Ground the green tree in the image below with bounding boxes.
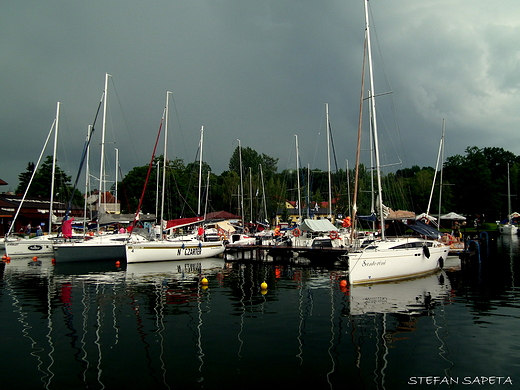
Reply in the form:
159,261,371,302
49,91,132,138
16,162,35,194
16,156,81,205
229,146,278,179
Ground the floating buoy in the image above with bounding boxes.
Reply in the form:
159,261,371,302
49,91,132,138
339,279,347,287
260,282,268,290
32,256,38,261
115,260,121,267
201,277,209,285
51,258,56,264
2,255,7,261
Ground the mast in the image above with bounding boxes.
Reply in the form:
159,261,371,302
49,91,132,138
114,147,119,212
97,72,110,231
197,126,204,216
307,164,311,218
155,161,160,220
364,0,385,239
437,123,445,224
259,164,268,225
507,162,512,223
249,167,253,226
427,119,445,222
83,125,92,232
351,19,368,241
160,91,172,236
326,103,332,220
203,170,210,218
48,101,60,233
237,139,244,227
295,134,302,222
6,116,57,237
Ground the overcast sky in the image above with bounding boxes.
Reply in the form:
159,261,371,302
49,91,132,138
2,0,520,193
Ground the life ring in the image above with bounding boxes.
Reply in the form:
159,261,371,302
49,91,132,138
293,228,301,237
329,231,339,240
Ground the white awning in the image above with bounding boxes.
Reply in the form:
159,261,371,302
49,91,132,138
440,212,466,220
298,219,337,232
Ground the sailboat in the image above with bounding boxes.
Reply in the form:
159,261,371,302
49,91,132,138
52,74,146,262
499,163,518,235
347,1,449,285
125,93,225,263
4,102,62,257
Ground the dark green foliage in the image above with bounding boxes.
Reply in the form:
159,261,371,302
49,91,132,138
15,156,82,205
16,145,520,224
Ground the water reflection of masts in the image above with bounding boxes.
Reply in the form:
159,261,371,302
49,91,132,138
154,282,170,389
44,273,55,389
80,282,91,384
4,262,56,388
94,283,106,389
296,270,305,365
373,314,389,390
432,299,454,378
326,275,337,387
196,280,207,378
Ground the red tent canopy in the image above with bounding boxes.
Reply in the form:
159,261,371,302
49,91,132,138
166,216,204,229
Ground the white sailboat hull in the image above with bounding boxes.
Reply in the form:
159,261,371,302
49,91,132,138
5,237,55,257
348,238,449,285
126,240,225,263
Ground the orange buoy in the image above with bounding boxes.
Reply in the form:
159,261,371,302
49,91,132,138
115,260,121,267
32,256,38,261
2,255,7,260
51,258,56,264
339,279,347,287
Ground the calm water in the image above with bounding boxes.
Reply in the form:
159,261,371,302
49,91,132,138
1,236,520,390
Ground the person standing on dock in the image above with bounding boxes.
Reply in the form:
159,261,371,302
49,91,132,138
452,221,461,242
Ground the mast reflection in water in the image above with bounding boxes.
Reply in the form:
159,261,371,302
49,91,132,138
1,241,520,389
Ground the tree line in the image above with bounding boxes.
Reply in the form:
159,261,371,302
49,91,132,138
15,145,520,225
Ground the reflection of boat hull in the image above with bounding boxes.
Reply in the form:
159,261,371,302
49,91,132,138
126,257,226,280
348,238,449,284
350,271,451,315
499,224,518,235
126,241,225,263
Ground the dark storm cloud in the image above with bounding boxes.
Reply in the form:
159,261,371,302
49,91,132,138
2,0,520,191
